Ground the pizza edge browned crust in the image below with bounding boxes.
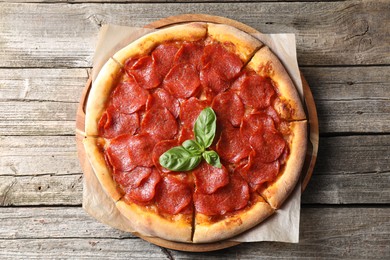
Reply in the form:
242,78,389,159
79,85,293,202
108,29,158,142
192,196,274,243
247,46,306,121
85,59,122,136
206,22,264,62
83,137,123,202
116,199,193,243
112,22,208,66
259,120,308,209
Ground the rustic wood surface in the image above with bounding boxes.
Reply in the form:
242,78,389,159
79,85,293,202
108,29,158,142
0,0,389,258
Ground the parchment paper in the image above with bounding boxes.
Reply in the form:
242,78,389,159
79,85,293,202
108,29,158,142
83,24,303,243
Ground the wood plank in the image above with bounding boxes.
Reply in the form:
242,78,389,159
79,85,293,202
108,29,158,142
301,66,390,133
0,135,389,205
0,207,132,239
0,1,389,67
0,120,76,136
0,174,83,206
0,68,87,102
1,0,340,3
0,101,76,121
0,238,167,259
0,136,81,176
301,66,390,101
316,99,390,134
0,207,388,258
302,135,390,204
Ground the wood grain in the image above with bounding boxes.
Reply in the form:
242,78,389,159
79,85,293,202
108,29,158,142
0,207,388,258
0,1,389,67
0,135,80,176
0,68,87,102
1,0,340,3
0,207,132,239
1,135,388,205
302,135,390,204
0,175,83,206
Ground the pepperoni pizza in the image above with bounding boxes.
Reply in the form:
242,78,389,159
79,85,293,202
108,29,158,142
83,22,307,243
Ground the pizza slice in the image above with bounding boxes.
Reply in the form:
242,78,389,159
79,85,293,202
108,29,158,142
115,173,194,242
258,121,307,209
85,58,123,136
246,46,307,121
193,185,274,243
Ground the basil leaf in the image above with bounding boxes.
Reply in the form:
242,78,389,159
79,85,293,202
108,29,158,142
194,107,217,148
182,139,204,155
159,146,202,171
202,150,222,168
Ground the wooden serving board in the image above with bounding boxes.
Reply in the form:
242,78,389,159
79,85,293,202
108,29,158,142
75,14,319,252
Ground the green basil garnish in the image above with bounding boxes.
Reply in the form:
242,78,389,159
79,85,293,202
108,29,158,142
194,107,217,149
202,150,222,168
182,139,204,155
159,107,222,171
159,146,202,171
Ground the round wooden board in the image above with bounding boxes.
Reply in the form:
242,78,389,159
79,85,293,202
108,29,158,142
75,14,319,252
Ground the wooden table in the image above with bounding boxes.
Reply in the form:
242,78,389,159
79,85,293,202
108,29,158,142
0,0,389,258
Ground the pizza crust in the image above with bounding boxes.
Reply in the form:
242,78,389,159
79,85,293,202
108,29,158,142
247,46,306,120
113,22,208,66
85,58,122,136
193,196,274,243
116,199,193,243
83,137,123,201
259,121,307,209
207,23,263,62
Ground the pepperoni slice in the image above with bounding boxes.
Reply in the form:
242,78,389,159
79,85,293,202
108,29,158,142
212,91,245,127
194,175,249,215
200,63,231,94
202,43,243,80
141,107,178,141
124,57,138,69
152,43,180,78
112,167,152,189
105,134,135,172
193,161,229,194
263,106,282,126
164,63,201,99
105,133,156,171
111,79,148,114
155,175,193,215
179,97,209,129
216,125,251,164
152,140,180,174
236,152,280,190
174,42,204,71
125,168,161,204
240,112,276,142
98,105,139,139
177,126,194,144
125,56,161,89
235,71,275,110
145,88,180,118
249,129,286,163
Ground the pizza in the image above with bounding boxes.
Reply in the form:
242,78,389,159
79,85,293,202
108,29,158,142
83,22,307,243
